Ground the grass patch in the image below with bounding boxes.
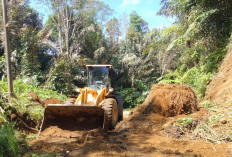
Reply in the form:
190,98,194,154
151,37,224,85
0,79,69,156
0,79,67,101
0,79,67,129
200,100,211,108
176,117,193,127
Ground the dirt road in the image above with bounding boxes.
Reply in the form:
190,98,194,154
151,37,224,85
123,110,131,118
28,72,232,157
28,107,232,157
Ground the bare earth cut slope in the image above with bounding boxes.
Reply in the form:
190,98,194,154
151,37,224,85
203,51,232,131
204,50,232,107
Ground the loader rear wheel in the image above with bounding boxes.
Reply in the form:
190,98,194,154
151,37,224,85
102,98,118,131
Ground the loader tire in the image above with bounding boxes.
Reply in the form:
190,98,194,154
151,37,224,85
102,98,118,131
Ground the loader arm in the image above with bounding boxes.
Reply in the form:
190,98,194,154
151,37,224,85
75,87,109,106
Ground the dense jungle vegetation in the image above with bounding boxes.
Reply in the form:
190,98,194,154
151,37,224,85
0,0,232,155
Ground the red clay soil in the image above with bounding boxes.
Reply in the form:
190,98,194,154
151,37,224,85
28,92,63,107
200,50,232,144
28,84,232,156
204,50,232,107
28,92,45,106
29,108,232,157
44,98,63,105
138,84,199,117
43,98,63,107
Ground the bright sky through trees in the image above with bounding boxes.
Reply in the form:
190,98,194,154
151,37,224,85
29,0,174,29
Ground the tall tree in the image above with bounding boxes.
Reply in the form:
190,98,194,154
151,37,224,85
0,0,43,77
38,0,112,93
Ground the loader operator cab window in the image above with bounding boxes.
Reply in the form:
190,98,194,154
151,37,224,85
88,67,110,90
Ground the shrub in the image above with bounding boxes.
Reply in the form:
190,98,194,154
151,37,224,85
0,79,67,129
0,123,20,157
46,57,81,95
0,79,67,101
116,88,147,109
181,67,212,98
159,66,212,98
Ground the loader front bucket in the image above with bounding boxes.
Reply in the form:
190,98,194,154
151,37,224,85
40,104,104,131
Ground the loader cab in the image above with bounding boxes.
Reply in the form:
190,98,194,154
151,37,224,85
86,65,113,90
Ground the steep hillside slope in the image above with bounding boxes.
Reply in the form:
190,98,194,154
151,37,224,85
204,50,232,107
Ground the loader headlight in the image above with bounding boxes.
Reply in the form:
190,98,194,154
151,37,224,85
76,88,81,93
109,88,114,92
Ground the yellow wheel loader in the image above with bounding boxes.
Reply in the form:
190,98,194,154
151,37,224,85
41,65,123,131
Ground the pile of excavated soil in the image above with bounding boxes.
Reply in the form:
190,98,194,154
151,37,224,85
115,84,199,135
133,84,199,117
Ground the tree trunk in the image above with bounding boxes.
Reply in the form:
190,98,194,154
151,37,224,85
58,28,63,54
65,0,70,56
131,73,135,87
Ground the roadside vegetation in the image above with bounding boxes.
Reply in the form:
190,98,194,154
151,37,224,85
0,0,232,156
0,79,67,156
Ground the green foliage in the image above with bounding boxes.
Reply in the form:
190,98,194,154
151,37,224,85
0,56,6,79
0,79,67,129
4,2,43,78
129,11,148,33
181,67,211,98
117,87,147,109
0,79,67,101
159,66,212,98
0,108,7,123
176,117,193,127
47,57,81,95
117,79,150,109
25,133,38,140
20,26,42,76
0,123,20,157
200,100,211,108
